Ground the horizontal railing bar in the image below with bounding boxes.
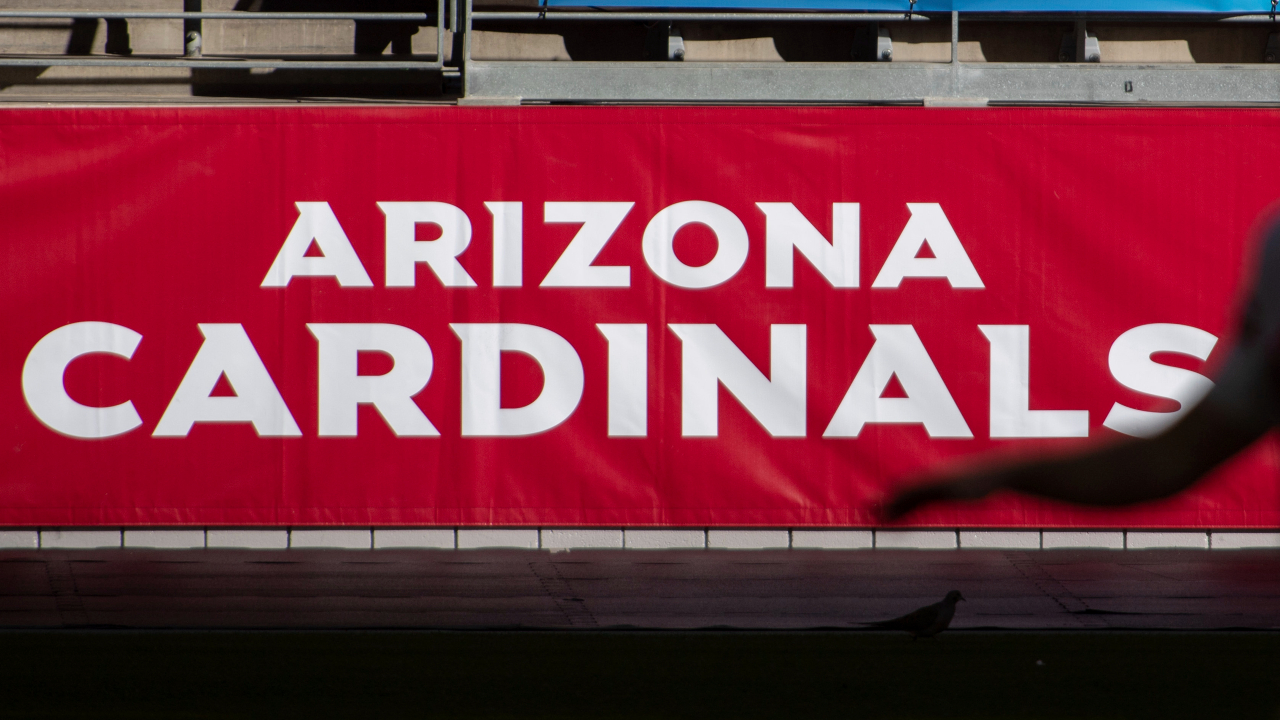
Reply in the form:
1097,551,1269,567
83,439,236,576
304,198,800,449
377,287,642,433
0,9,1269,24
473,11,926,20
474,10,1277,22
0,11,433,21
957,12,1280,21
0,57,445,70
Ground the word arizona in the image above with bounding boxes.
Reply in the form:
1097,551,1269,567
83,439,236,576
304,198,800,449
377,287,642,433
24,321,1214,442
262,201,983,289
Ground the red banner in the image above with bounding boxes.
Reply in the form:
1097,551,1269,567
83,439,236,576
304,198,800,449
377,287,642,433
3,106,1279,528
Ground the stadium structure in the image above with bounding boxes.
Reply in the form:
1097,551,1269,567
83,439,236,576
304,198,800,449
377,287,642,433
2,0,1280,672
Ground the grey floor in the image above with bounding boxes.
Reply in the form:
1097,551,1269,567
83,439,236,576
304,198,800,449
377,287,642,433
4,547,1279,630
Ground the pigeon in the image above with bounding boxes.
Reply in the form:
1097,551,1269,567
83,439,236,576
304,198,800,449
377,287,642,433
864,590,964,638
886,213,1280,520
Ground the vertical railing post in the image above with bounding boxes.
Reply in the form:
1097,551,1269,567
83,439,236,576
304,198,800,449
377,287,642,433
437,0,447,69
183,0,202,57
949,10,960,97
1075,19,1087,64
462,0,473,97
951,10,959,64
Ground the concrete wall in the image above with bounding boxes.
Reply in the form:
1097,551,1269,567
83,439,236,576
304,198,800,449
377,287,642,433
0,0,1274,100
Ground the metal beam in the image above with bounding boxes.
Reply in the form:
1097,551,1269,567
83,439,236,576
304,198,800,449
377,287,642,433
0,0,453,74
469,11,1280,22
0,11,433,21
0,58,445,69
472,11,930,21
466,61,1280,104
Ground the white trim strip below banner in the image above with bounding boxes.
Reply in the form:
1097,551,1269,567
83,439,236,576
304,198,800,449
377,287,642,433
2,528,1279,550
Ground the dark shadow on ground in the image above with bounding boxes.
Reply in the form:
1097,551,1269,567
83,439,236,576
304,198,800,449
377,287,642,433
1,630,1278,719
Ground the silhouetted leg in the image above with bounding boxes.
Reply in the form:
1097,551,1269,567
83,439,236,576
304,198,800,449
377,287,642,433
886,214,1280,520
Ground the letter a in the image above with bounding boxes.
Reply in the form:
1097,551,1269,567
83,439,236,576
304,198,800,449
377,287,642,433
824,325,971,438
872,204,983,289
154,324,301,437
262,202,373,288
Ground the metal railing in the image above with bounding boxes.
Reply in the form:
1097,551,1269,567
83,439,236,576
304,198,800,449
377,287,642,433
0,3,1278,102
469,9,1278,21
457,0,1280,104
0,5,453,73
461,3,1280,66
470,11,929,21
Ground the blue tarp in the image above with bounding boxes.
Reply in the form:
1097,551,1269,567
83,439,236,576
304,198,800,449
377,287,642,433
546,0,1272,12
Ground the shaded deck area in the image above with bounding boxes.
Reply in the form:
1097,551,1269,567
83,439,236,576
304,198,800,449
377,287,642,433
3,547,1278,630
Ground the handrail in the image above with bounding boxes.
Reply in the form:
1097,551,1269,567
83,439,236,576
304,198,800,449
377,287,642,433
471,9,1278,21
951,11,1278,20
472,11,928,19
0,5,449,72
0,11,433,21
0,57,446,69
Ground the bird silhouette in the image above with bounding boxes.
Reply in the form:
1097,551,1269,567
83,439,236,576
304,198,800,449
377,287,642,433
886,213,1280,520
864,590,964,638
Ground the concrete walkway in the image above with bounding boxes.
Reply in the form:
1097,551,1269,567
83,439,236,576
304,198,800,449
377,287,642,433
3,547,1279,630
